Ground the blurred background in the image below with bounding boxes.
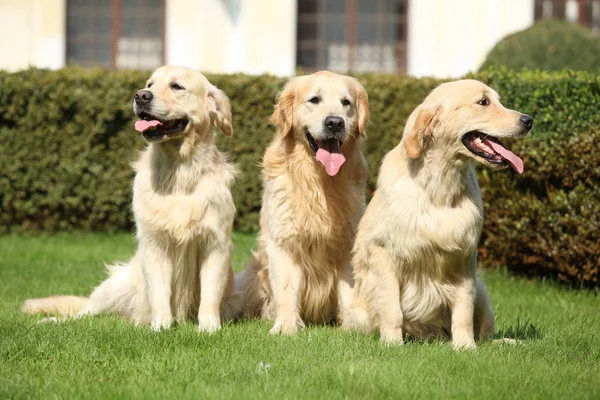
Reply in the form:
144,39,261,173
1,0,599,77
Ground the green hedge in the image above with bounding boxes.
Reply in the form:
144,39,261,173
0,66,598,287
480,20,600,72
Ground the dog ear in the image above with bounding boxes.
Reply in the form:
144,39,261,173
208,86,233,136
355,80,369,137
403,104,440,159
271,77,299,136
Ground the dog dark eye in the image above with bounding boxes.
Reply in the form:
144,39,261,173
478,98,490,106
146,82,153,88
171,83,185,91
341,99,351,106
309,96,320,104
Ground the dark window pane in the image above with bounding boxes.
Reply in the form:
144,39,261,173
298,0,318,14
581,2,593,26
67,42,85,61
93,14,111,36
297,49,317,69
122,0,140,8
554,1,566,19
356,21,378,44
395,21,406,42
357,0,377,14
325,20,346,43
95,43,111,64
324,0,346,13
147,17,162,37
386,0,407,15
298,22,318,41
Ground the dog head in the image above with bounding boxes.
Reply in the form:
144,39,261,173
271,71,369,176
133,66,232,143
402,79,533,173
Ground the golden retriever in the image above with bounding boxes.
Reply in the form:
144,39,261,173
236,71,370,334
345,79,533,349
23,66,241,333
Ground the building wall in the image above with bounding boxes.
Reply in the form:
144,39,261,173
0,0,65,71
407,0,535,77
0,0,534,78
166,0,297,76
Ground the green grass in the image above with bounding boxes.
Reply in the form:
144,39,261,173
1,233,599,399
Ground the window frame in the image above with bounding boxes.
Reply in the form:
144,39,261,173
296,0,409,74
66,0,166,70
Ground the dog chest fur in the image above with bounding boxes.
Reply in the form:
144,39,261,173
132,145,236,245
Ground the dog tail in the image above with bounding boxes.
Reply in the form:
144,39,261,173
234,252,273,319
220,267,243,321
22,295,89,317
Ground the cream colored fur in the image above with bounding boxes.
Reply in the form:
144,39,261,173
23,66,241,333
237,71,370,334
346,79,531,349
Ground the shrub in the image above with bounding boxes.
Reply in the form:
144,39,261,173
472,68,600,287
479,20,600,72
0,66,598,287
0,68,287,233
478,128,600,287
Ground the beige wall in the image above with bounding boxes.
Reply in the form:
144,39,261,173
408,0,534,77
166,0,297,76
0,0,65,71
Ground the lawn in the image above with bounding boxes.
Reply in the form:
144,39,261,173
1,233,599,399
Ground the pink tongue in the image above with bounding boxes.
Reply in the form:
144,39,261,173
135,119,162,133
483,139,524,174
315,140,346,176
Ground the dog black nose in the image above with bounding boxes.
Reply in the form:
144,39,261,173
324,116,345,131
519,114,533,130
135,89,153,105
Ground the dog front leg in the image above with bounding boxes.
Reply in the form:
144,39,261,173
450,275,477,350
267,241,305,335
197,240,233,334
140,242,173,331
337,261,356,325
370,245,404,345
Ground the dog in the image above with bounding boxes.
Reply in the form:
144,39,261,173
236,71,370,334
346,79,533,349
23,66,241,333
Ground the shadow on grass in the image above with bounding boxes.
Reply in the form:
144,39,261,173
494,317,542,340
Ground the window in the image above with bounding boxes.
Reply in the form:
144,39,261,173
66,0,165,69
579,0,600,34
297,0,408,73
534,0,600,35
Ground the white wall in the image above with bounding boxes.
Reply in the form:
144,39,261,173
407,0,534,78
166,0,297,76
0,0,65,71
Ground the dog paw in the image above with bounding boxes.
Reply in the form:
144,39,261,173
150,316,173,332
198,315,222,334
379,328,404,346
38,317,61,324
452,337,477,350
269,316,305,335
73,308,91,320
